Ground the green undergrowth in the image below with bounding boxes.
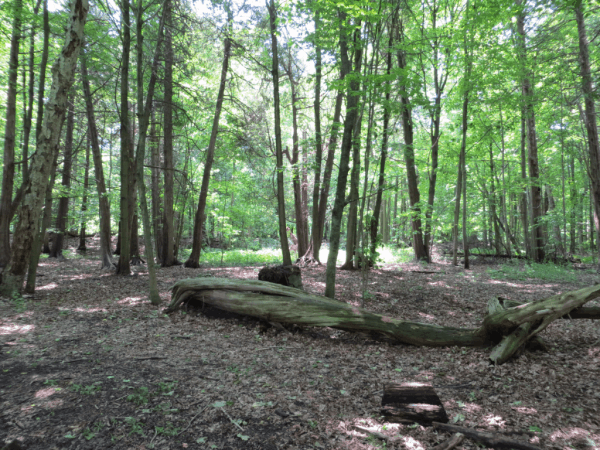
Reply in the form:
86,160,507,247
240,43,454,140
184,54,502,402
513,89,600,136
180,244,415,267
487,260,578,282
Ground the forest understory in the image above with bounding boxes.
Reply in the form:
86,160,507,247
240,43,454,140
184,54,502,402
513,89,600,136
1,237,600,450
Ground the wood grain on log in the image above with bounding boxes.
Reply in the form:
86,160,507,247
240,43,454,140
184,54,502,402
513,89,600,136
381,382,448,424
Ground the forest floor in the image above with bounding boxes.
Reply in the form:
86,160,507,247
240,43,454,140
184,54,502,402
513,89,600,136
1,238,600,450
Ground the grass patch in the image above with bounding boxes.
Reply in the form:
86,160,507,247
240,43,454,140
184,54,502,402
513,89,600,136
487,261,578,282
199,248,283,266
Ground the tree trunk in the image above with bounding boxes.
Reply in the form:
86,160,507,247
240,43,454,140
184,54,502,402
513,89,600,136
285,56,309,259
310,9,323,262
117,0,132,275
340,103,363,270
516,5,544,262
397,20,428,262
161,0,177,267
133,0,167,304
185,5,232,268
324,12,362,298
489,143,501,254
574,1,600,269
0,0,23,268
81,51,113,268
369,22,394,259
78,135,90,252
50,94,75,259
0,0,88,295
151,109,163,262
267,0,292,268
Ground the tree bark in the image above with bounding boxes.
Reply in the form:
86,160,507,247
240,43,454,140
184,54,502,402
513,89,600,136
267,0,292,268
0,0,23,268
81,51,113,268
397,20,428,262
324,12,362,298
117,0,132,275
50,94,75,259
0,0,88,295
150,109,163,262
310,9,323,262
369,21,394,259
161,0,177,267
134,0,167,304
78,135,90,252
574,1,600,269
516,5,544,262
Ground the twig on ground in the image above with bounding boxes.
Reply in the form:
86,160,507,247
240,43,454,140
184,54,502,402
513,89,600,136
432,422,542,450
179,406,207,436
220,407,244,432
431,432,464,450
353,425,396,442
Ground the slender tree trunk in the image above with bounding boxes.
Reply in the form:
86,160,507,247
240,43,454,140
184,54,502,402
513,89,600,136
1,0,88,295
50,94,75,258
310,9,323,262
22,0,42,185
516,6,544,262
161,0,177,266
369,23,394,259
134,0,167,304
397,20,428,262
574,1,600,268
284,56,308,258
78,134,90,251
117,0,132,275
324,12,362,298
0,0,23,268
150,109,163,262
489,143,502,254
267,0,292,267
81,51,113,268
519,108,531,258
341,104,363,270
185,5,232,268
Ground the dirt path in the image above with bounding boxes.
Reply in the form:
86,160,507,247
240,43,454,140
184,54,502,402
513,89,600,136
1,242,599,449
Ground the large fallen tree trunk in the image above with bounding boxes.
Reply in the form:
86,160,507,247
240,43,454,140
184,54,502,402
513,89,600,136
164,279,600,364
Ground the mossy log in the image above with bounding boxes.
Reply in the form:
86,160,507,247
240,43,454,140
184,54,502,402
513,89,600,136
165,278,486,347
164,279,600,364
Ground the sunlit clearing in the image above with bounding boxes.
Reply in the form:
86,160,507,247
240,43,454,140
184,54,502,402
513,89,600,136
35,388,56,399
0,324,35,335
117,296,144,305
485,414,506,427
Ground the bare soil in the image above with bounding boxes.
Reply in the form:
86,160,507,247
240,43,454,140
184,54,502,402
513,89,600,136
1,238,599,450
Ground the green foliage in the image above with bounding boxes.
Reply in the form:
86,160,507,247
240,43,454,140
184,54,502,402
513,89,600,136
127,387,150,405
70,382,101,395
487,261,577,282
155,422,180,437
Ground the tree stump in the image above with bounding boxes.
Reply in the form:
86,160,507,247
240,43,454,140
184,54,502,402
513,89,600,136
381,382,448,425
258,264,303,290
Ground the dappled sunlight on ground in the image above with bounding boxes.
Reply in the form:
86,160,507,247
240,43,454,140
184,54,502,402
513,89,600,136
117,296,145,306
0,323,35,335
35,387,57,399
550,427,600,448
484,414,506,427
35,282,58,291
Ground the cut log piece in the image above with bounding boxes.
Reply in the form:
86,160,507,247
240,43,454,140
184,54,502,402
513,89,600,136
433,422,542,450
164,278,486,347
381,382,448,425
258,264,303,290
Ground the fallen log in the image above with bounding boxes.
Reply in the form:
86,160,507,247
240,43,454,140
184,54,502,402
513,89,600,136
164,279,600,364
497,297,600,320
165,278,486,347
